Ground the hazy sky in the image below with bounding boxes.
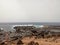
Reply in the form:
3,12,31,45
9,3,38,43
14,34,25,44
0,0,60,22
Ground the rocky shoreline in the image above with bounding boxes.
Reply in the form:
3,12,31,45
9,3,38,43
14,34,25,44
0,25,60,45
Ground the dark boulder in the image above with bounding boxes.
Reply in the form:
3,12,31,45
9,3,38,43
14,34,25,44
17,40,24,45
28,41,39,45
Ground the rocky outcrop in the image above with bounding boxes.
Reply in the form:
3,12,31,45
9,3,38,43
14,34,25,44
14,26,36,33
0,25,60,45
13,25,60,38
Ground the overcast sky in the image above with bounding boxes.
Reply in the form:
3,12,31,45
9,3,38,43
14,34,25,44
0,0,60,22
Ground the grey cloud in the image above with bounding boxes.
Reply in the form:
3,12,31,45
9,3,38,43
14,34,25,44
0,0,60,22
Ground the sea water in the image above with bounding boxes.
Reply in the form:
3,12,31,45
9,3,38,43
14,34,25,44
0,22,60,31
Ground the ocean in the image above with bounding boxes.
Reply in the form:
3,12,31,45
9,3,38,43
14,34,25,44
0,22,60,31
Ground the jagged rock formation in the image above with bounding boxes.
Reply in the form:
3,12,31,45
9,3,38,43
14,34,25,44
0,25,60,45
13,25,60,38
14,26,36,33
